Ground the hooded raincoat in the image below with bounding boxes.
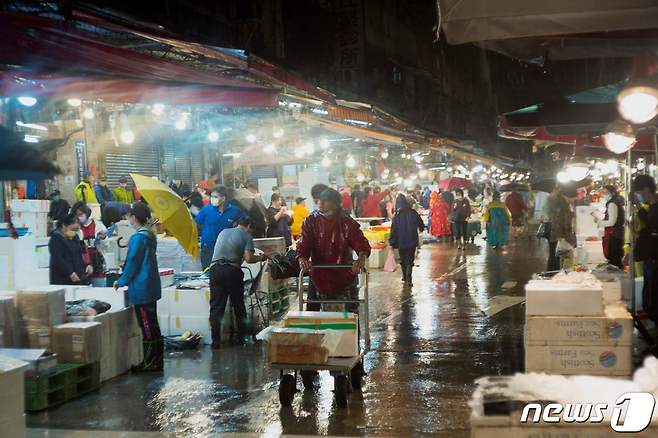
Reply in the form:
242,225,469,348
390,194,424,249
117,226,162,304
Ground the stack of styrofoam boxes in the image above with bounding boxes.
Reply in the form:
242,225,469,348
157,237,202,273
0,235,50,290
15,286,66,349
0,355,28,438
10,199,50,238
368,247,388,269
167,288,213,343
525,276,633,378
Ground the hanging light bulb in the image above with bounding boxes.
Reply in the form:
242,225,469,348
319,138,330,149
208,131,219,142
17,96,37,107
295,149,305,158
356,173,365,182
273,129,284,139
67,98,82,107
617,85,658,124
82,108,94,120
565,157,590,181
346,156,356,168
419,168,428,179
557,170,571,184
120,130,135,144
381,149,389,159
263,143,276,154
246,134,256,143
305,142,315,154
321,156,332,167
603,120,636,154
174,119,186,130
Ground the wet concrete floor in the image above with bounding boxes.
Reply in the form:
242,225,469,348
28,236,549,437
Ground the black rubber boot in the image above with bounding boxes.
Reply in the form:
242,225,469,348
134,338,164,372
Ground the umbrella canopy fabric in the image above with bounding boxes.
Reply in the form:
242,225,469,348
499,182,530,192
439,177,472,191
130,173,198,259
231,188,268,217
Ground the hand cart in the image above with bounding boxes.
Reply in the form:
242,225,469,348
270,264,370,408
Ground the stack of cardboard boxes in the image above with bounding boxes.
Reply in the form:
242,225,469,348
0,296,18,347
15,286,66,349
525,273,633,377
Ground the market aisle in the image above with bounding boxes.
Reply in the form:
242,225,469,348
27,237,548,437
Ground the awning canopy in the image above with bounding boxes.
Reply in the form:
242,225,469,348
440,0,658,45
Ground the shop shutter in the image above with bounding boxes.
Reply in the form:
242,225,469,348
105,144,161,188
250,165,277,180
161,144,201,189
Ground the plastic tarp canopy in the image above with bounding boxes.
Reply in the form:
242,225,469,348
440,0,658,45
0,12,279,107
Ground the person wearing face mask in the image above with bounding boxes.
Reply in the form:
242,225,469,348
632,175,658,333
48,190,70,224
266,193,293,247
113,202,163,371
74,173,98,204
93,176,114,207
49,213,93,285
594,185,625,269
453,189,472,250
73,202,107,277
195,185,246,269
113,176,135,204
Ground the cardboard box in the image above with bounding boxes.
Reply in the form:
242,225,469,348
16,286,66,327
51,322,102,363
17,326,50,349
267,328,329,364
524,345,632,375
284,311,359,357
10,199,49,213
525,281,603,316
368,248,387,269
525,304,632,346
253,237,286,256
0,296,17,347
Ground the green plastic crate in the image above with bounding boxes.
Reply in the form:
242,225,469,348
24,362,101,412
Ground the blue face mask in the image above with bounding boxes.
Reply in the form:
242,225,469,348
636,193,645,204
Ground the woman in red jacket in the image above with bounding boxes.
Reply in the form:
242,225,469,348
362,186,390,218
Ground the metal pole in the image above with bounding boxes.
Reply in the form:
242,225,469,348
627,148,636,313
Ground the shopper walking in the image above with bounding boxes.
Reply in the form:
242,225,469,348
113,176,135,204
389,194,425,284
430,191,451,241
595,185,625,269
632,175,658,330
49,213,92,285
113,202,163,371
208,217,267,348
505,190,527,237
266,193,293,247
291,197,310,240
304,183,330,311
341,186,353,215
543,185,573,271
74,173,98,204
271,186,287,207
453,189,472,249
483,191,511,250
73,202,107,277
48,190,70,224
195,185,246,269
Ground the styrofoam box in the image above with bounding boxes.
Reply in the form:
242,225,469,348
525,280,603,316
368,248,387,269
525,345,632,375
253,237,286,256
157,286,175,316
168,288,210,316
10,199,50,213
525,303,632,346
158,313,171,337
171,315,211,344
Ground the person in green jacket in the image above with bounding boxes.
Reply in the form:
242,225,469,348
113,176,135,204
74,174,98,204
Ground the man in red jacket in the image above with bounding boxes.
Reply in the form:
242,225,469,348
297,188,371,311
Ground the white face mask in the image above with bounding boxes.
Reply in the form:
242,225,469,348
210,196,220,207
78,214,88,224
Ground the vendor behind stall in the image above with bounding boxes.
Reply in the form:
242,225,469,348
113,202,163,372
49,213,92,285
209,216,268,348
73,202,107,277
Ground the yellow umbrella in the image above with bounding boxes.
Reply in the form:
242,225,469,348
130,173,199,259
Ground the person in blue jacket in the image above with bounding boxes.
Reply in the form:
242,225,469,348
389,193,425,285
113,202,163,372
195,185,246,269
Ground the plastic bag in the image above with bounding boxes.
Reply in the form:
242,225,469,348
556,238,574,255
384,248,397,272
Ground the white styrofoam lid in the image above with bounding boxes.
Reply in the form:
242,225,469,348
525,281,602,291
17,286,65,294
0,354,29,373
53,322,102,329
